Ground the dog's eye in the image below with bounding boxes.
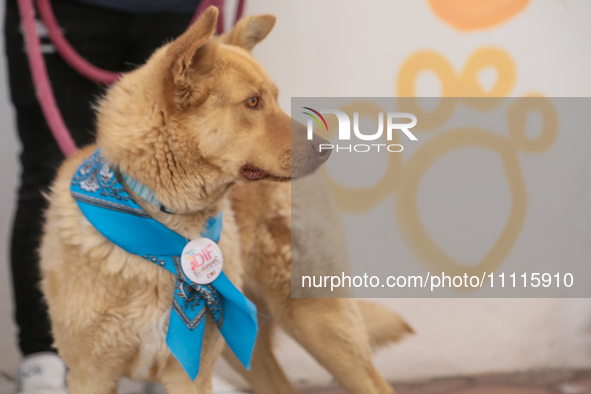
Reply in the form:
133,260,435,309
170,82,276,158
246,97,259,108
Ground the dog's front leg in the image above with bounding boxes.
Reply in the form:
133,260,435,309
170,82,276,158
279,298,396,394
63,350,124,394
66,369,119,394
156,314,225,394
221,292,299,394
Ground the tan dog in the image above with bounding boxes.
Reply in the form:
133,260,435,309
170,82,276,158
40,6,411,394
40,7,325,393
226,175,413,394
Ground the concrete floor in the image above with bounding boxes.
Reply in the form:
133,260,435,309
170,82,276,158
1,369,591,394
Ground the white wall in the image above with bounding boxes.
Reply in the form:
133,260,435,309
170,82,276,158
1,0,591,386
238,0,591,385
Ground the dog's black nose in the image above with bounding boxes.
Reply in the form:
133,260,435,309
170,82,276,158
311,138,332,161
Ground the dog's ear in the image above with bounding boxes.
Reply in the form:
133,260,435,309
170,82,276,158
164,6,219,110
220,14,276,52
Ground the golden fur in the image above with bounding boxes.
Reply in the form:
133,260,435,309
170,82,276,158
39,7,411,394
226,176,413,394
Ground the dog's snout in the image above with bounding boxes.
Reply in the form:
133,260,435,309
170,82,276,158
290,124,331,178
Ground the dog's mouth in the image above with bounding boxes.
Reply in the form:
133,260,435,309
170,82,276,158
241,165,293,182
241,165,269,181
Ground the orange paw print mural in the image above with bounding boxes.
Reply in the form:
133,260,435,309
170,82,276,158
391,47,557,278
397,47,517,129
319,45,558,284
428,0,530,31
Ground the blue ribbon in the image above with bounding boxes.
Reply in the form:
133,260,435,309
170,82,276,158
69,149,257,380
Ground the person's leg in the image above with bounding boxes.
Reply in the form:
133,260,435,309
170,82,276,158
5,1,197,390
9,109,63,357
4,0,129,357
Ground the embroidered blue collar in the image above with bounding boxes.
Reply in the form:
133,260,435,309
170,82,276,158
120,171,171,213
70,149,257,380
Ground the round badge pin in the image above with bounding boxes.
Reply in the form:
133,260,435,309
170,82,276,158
180,238,223,285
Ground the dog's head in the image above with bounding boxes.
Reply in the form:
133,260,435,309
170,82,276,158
97,7,329,213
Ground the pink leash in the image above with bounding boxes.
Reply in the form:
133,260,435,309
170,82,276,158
17,0,245,158
35,0,120,85
17,0,76,156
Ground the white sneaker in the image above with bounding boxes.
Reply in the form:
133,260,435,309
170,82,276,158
16,352,67,394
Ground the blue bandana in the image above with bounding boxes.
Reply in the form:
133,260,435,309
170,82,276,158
70,149,257,380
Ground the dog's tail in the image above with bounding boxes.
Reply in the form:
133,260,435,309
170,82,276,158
358,300,414,352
